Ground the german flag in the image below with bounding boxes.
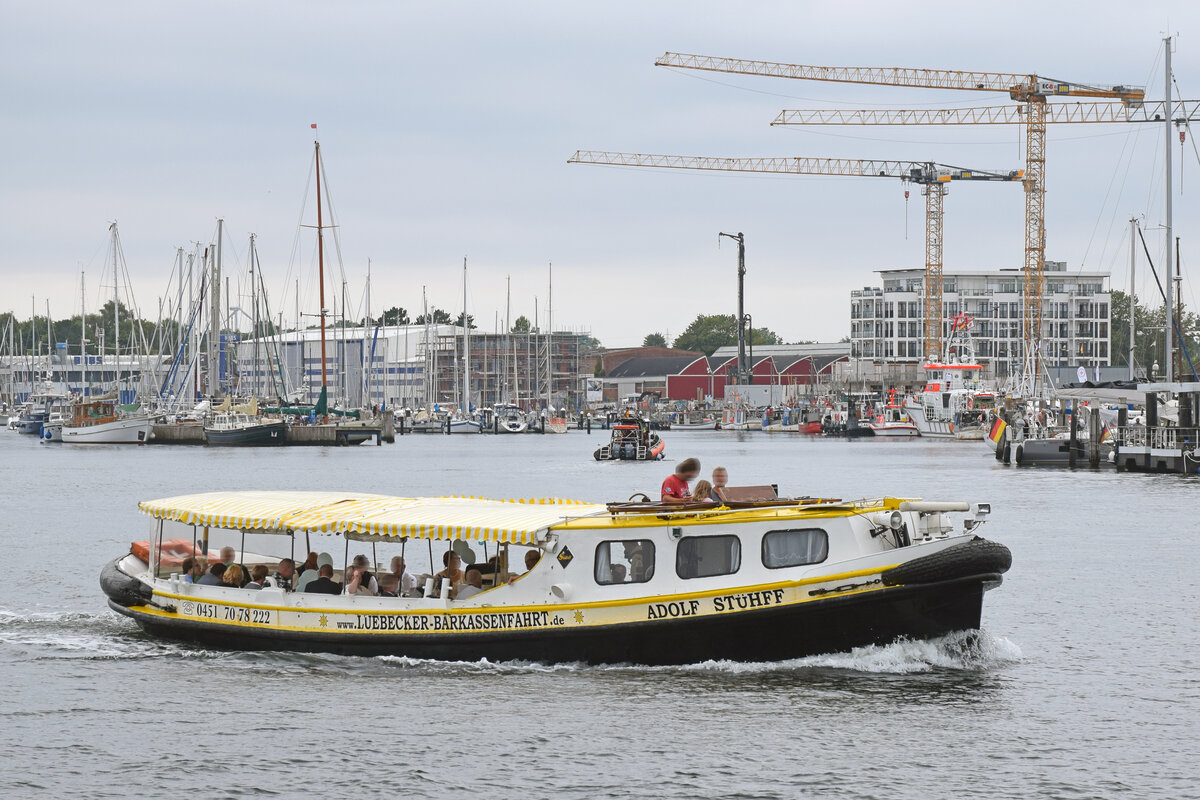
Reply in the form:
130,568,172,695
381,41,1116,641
987,416,1007,445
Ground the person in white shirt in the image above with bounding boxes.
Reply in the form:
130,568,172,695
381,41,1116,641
388,556,417,596
455,569,484,601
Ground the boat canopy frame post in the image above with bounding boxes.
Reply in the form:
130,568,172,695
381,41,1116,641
343,536,350,583
154,518,165,578
240,529,247,573
191,524,197,561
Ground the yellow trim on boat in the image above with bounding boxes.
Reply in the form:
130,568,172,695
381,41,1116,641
148,565,896,616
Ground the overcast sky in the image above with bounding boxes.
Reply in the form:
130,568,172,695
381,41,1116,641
3,0,1199,347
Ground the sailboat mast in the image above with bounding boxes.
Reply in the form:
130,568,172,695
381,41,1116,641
462,256,469,414
1164,36,1174,383
250,233,259,399
546,262,552,410
314,134,329,397
1129,218,1137,381
365,258,372,407
110,223,120,389
81,271,87,396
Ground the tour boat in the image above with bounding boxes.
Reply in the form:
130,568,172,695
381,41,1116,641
593,417,665,460
62,398,155,445
100,490,1010,665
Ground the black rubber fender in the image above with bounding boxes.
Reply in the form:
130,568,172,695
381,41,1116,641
100,556,153,608
882,538,1012,587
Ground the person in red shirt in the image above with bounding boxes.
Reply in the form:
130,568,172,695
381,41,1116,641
661,457,701,504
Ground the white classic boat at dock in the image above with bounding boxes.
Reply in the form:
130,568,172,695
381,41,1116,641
62,398,154,445
102,490,1010,665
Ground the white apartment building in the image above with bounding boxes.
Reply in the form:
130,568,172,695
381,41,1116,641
849,261,1112,381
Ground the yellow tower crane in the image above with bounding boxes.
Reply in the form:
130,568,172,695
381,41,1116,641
567,151,1022,361
654,52,1147,389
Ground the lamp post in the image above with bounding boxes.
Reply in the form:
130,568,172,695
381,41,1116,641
718,232,751,385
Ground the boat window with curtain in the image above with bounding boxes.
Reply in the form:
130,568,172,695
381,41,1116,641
676,535,740,580
761,529,829,569
594,540,655,585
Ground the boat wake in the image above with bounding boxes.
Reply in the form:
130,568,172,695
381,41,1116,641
374,629,1022,676
0,608,218,662
1,609,1020,676
675,629,1023,675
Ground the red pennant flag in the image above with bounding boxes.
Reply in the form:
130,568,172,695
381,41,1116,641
310,123,317,129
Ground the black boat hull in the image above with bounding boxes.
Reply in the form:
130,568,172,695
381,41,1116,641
204,421,288,446
107,572,999,666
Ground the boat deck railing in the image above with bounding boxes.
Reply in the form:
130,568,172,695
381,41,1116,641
1116,425,1200,451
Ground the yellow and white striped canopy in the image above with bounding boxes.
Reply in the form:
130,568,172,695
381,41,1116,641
138,491,608,545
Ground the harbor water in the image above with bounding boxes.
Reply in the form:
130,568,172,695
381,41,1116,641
1,431,1196,798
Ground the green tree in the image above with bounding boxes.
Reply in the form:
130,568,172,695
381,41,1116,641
672,314,782,356
453,312,476,330
511,315,532,333
415,308,453,325
373,306,409,326
1110,289,1200,377
642,332,668,348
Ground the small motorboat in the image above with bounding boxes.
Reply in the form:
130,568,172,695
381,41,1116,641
868,392,919,438
101,490,1010,665
594,416,665,460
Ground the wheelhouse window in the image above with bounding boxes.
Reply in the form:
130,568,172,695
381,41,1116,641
762,529,829,569
594,540,655,585
676,535,741,579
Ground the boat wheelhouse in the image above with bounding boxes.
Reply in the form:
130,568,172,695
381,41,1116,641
101,490,1010,665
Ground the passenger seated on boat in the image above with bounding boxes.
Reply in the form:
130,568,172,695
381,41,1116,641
434,551,465,598
196,563,226,586
181,556,200,584
304,564,342,595
264,558,296,591
296,553,334,592
692,480,715,504
456,569,484,600
222,564,245,588
383,556,416,597
623,542,652,582
345,554,379,597
218,546,236,566
246,564,269,590
297,551,319,581
661,457,701,504
609,564,627,583
710,465,729,496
